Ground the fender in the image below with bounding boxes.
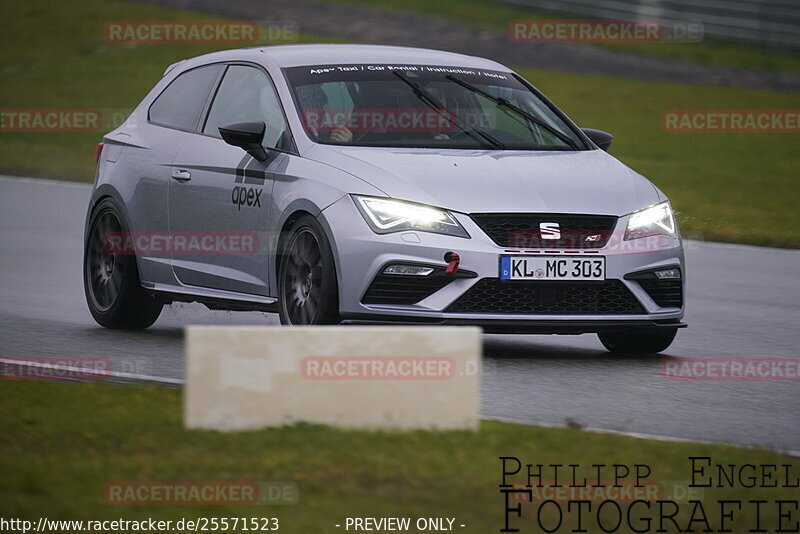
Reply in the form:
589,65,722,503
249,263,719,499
85,185,146,283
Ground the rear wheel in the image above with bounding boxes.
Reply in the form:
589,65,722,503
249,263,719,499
83,199,162,329
278,215,339,325
598,328,677,354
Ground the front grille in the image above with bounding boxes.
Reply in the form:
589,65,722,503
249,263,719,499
471,213,618,249
445,279,645,315
637,279,683,308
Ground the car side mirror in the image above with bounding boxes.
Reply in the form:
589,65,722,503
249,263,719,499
219,121,268,161
581,128,613,151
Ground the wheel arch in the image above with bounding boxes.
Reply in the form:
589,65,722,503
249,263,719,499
85,185,129,237
84,185,147,283
271,202,342,305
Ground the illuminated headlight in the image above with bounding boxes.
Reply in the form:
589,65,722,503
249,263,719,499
624,202,676,241
353,195,469,238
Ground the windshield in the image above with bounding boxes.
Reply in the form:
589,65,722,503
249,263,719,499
283,64,586,150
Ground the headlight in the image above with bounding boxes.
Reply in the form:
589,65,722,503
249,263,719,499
353,195,469,238
624,202,676,241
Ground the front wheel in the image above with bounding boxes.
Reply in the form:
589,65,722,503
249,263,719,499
597,328,677,354
278,215,340,325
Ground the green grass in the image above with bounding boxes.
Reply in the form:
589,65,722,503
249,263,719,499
1,380,798,533
0,0,333,181
1,0,798,247
329,0,800,76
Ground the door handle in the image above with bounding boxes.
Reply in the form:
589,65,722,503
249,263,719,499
171,169,191,182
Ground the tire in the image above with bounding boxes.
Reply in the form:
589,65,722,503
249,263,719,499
83,199,163,329
597,328,677,354
278,215,340,325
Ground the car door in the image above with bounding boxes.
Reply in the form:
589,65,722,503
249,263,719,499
131,63,223,284
168,63,292,296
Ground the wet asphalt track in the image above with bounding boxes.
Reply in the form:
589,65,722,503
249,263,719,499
0,176,798,452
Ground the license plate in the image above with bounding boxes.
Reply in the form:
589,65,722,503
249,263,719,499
500,256,605,281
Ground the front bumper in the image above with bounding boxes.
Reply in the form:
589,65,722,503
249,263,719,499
321,196,686,333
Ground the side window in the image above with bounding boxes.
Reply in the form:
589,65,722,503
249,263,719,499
203,65,290,151
149,65,221,131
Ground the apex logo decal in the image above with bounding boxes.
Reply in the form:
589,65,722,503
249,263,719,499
231,185,262,210
539,222,561,240
231,155,266,211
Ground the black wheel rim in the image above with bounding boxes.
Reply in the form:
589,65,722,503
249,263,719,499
282,229,323,325
87,211,123,312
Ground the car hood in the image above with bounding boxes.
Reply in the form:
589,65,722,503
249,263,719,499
305,146,662,216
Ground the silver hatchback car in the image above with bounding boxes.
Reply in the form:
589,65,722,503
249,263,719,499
84,44,685,353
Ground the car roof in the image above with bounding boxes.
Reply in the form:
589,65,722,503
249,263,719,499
172,44,511,73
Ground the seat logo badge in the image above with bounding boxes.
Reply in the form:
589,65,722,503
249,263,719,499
539,222,561,240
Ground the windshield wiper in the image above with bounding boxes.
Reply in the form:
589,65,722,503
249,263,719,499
391,70,506,150
445,74,579,150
